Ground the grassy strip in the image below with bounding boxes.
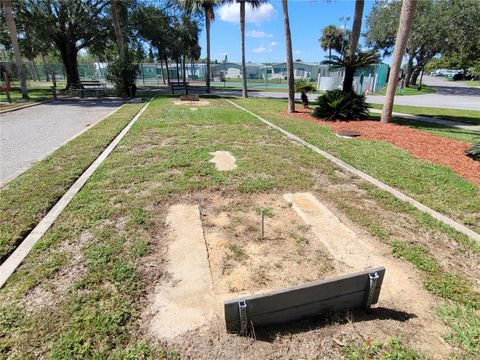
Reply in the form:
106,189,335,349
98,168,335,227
372,84,434,96
343,338,426,359
369,103,480,125
0,102,144,262
0,88,52,111
233,98,480,234
0,97,330,358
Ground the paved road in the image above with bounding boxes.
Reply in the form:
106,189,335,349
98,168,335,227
212,75,480,111
366,76,480,110
0,99,123,185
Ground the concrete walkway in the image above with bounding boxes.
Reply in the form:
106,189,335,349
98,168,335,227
369,109,480,132
0,98,124,185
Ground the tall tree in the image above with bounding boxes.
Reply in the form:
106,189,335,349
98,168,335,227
349,0,364,56
319,25,344,60
366,0,447,87
231,0,267,98
111,0,125,60
182,0,223,93
2,0,28,98
381,0,417,124
282,0,294,113
18,0,111,89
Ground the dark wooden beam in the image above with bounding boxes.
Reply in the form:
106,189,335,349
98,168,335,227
224,266,385,333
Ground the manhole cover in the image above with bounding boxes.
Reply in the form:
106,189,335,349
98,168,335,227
336,130,361,138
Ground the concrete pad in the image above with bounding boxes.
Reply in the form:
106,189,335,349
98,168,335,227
209,151,237,171
147,204,214,339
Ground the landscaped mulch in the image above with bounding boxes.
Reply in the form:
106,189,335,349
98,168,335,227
284,108,480,187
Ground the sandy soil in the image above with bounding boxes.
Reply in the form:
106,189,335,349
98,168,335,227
139,192,451,359
209,151,237,171
173,100,211,106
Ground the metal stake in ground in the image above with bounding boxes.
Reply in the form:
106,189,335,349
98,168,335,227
260,209,265,239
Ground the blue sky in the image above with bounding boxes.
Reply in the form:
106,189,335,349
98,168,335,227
201,0,377,64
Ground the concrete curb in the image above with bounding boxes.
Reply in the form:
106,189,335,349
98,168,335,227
0,103,125,189
0,99,53,114
0,100,152,288
225,99,480,244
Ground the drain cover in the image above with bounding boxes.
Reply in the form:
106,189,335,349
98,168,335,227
337,130,361,138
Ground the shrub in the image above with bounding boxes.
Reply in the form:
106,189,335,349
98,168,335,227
312,89,369,121
295,80,316,108
107,53,139,97
466,139,480,161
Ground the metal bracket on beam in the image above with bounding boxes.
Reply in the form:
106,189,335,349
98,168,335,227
365,272,379,309
238,300,248,335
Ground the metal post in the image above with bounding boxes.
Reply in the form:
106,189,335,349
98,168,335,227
260,209,265,239
339,15,351,60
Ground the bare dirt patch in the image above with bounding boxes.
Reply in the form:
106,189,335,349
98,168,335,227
139,192,452,359
209,151,237,171
285,109,480,186
173,100,210,106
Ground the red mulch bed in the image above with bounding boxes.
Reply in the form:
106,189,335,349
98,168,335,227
283,108,480,187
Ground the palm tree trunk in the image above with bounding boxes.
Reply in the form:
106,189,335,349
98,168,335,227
240,0,248,98
41,52,50,81
349,0,364,56
182,54,187,85
404,49,415,87
163,51,170,84
205,8,211,93
3,0,28,99
381,0,417,124
282,0,295,113
159,56,165,84
111,0,125,60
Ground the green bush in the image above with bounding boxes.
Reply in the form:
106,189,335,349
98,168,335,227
312,89,369,121
466,139,480,160
295,80,316,108
107,54,139,97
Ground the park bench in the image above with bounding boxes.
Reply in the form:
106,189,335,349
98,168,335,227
71,80,107,98
170,82,190,95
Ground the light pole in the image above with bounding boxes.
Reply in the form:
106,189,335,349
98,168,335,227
339,15,351,59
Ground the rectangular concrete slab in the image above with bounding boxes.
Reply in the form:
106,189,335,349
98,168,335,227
147,204,215,339
224,267,385,332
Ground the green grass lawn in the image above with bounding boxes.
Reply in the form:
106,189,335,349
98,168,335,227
235,98,479,235
372,84,434,96
0,96,478,358
0,102,144,261
369,103,480,125
0,87,53,110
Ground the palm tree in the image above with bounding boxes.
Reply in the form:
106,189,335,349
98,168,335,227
349,0,364,56
111,0,125,60
322,50,380,93
381,0,417,124
2,0,28,99
230,0,267,98
282,0,294,112
319,25,344,61
182,0,223,93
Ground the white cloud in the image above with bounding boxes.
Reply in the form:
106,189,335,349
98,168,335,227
294,50,301,55
246,30,272,38
252,41,278,53
218,3,275,24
